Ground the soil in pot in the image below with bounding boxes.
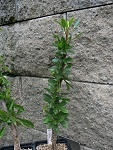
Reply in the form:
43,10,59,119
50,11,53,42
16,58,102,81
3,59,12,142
35,139,71,150
36,143,67,150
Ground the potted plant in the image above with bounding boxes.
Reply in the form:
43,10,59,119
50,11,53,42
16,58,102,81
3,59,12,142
0,56,34,150
35,18,80,150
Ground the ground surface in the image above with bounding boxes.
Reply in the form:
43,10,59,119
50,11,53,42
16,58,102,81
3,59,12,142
81,145,95,150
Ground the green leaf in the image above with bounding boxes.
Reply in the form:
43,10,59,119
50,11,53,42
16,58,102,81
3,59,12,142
53,107,59,114
55,20,61,26
64,57,73,64
7,99,14,112
43,116,52,124
53,127,59,133
0,93,5,100
43,118,49,124
58,107,68,113
66,48,74,54
59,101,66,106
62,98,70,102
14,104,24,115
3,65,11,73
67,21,69,28
69,18,74,27
58,42,63,50
43,93,52,103
74,20,80,28
52,58,60,63
48,83,56,93
17,118,34,128
0,88,11,101
14,104,24,112
64,64,72,72
11,116,17,125
48,123,58,133
0,112,9,123
65,71,71,77
0,127,5,138
48,78,56,85
61,18,67,28
55,70,63,80
53,34,60,41
60,121,68,128
58,116,65,123
49,66,57,74
65,80,72,90
0,110,7,119
1,76,9,85
44,88,51,94
64,67,71,77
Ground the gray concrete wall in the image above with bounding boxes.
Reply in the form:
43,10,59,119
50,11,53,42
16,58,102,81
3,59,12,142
0,1,113,150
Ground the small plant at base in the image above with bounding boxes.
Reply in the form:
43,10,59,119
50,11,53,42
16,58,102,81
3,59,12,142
0,56,34,150
43,18,80,150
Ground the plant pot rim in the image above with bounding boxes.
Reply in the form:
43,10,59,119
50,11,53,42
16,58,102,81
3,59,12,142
0,142,34,150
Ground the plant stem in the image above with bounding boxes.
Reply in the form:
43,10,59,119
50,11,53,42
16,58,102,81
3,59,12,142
65,29,68,42
11,124,21,150
52,25,69,150
52,129,57,150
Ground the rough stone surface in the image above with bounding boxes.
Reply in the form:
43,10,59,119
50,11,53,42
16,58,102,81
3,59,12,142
17,0,78,21
0,0,113,25
78,0,113,9
0,26,7,55
1,14,63,77
61,81,113,150
67,5,113,84
0,77,113,150
81,146,95,150
17,0,113,21
0,0,17,25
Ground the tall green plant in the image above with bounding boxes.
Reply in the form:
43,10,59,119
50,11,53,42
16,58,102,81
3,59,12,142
0,56,34,150
43,18,80,150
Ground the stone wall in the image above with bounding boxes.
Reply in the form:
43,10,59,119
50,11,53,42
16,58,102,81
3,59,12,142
0,1,113,150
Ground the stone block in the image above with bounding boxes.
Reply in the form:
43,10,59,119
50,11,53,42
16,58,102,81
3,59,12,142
17,0,79,21
78,0,113,9
0,27,7,55
67,5,113,84
17,0,113,21
62,81,113,150
0,0,17,25
1,14,63,77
